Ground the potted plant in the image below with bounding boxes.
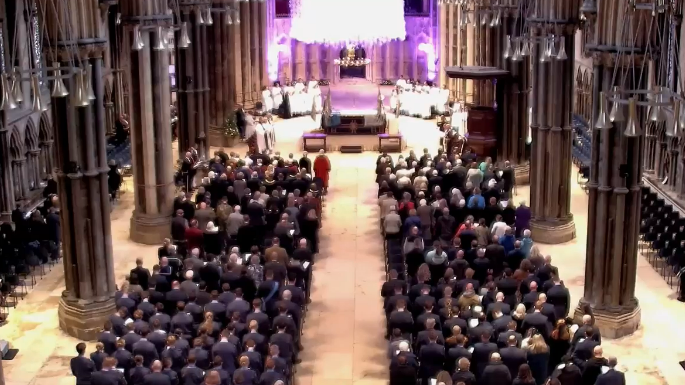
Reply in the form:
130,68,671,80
222,116,240,147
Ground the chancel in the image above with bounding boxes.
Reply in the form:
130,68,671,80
2,2,685,385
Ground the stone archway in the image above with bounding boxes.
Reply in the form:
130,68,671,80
38,112,54,180
25,118,40,190
9,127,27,200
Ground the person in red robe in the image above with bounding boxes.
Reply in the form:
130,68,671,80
313,149,331,192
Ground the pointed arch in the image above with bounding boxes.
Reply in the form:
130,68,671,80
25,118,39,151
9,127,24,161
38,111,55,180
39,112,52,142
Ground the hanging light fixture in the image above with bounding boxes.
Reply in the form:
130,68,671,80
594,92,612,129
115,13,122,25
548,35,557,57
624,97,641,137
205,8,214,25
196,8,205,25
132,25,145,51
480,12,489,26
503,36,513,59
539,38,552,62
11,68,23,103
85,64,96,100
489,10,501,27
31,75,47,112
234,9,241,24
679,99,685,131
556,37,568,60
648,88,667,122
178,22,191,48
511,39,522,61
521,38,531,56
72,69,90,107
459,8,470,29
609,87,625,122
153,26,167,51
667,99,680,136
0,74,17,110
50,63,69,97
225,10,233,25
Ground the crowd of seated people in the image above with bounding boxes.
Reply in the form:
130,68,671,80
1,191,61,317
378,150,625,385
70,150,327,385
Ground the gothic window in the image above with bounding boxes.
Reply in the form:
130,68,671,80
0,23,6,74
30,4,43,81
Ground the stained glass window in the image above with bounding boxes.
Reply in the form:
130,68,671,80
31,7,44,83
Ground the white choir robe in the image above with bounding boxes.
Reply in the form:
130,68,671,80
396,79,407,88
272,87,283,109
261,90,274,113
419,93,431,118
437,89,449,114
451,110,468,137
429,87,440,112
308,80,318,90
422,85,430,93
313,87,323,111
390,90,398,110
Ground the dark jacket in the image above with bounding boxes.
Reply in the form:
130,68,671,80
480,362,512,385
70,356,95,385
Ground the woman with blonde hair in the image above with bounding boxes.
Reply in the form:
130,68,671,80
529,245,544,267
512,303,527,332
525,334,550,385
548,319,572,372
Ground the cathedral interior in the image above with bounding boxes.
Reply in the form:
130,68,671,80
1,0,685,385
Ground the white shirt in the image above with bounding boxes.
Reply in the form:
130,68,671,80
491,221,507,238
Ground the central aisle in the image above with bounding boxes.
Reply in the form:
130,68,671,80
296,153,389,385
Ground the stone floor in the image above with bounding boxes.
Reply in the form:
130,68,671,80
2,115,685,385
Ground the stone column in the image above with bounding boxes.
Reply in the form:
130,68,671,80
527,1,579,244
231,8,244,106
176,1,210,160
240,1,253,106
207,1,236,145
41,0,117,340
0,126,14,220
121,0,175,245
575,0,652,338
28,149,41,189
259,0,269,87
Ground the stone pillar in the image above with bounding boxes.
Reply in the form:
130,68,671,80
176,1,210,160
240,1,254,106
0,126,14,220
575,0,652,338
41,0,117,340
527,1,579,244
259,0,269,87
207,1,236,145
231,9,244,106
121,0,175,245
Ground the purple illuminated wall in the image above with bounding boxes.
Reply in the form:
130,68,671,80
269,16,437,83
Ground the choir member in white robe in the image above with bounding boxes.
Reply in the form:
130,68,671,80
308,78,318,91
390,88,399,110
261,87,274,113
312,84,323,112
271,85,283,111
437,87,449,114
245,115,266,154
284,82,295,115
421,83,430,93
396,76,407,89
450,102,468,137
419,90,432,119
429,86,440,114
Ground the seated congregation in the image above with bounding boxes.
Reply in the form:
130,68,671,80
70,149,333,385
378,150,624,385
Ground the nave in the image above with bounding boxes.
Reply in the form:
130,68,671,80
1,117,685,385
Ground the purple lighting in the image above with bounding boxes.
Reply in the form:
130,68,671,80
289,0,406,46
418,43,436,80
268,43,289,81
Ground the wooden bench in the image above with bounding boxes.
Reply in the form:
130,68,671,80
302,133,327,152
378,134,403,152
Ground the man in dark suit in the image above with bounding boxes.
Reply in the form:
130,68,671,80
144,360,172,385
499,335,526,378
131,258,151,291
595,357,625,385
521,302,552,338
471,331,498,378
91,357,126,385
581,346,608,385
235,104,247,139
546,275,571,320
213,330,239,374
70,342,95,385
133,329,160,367
480,353,511,385
572,327,600,368
417,331,445,384
389,355,417,385
572,315,602,345
98,322,119,355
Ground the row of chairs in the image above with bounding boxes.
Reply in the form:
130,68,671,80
639,185,684,293
107,138,133,176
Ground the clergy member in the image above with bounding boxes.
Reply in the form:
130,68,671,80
313,149,331,194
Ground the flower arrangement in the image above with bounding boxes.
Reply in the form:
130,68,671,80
379,79,394,86
333,58,371,67
318,79,330,86
223,116,240,139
